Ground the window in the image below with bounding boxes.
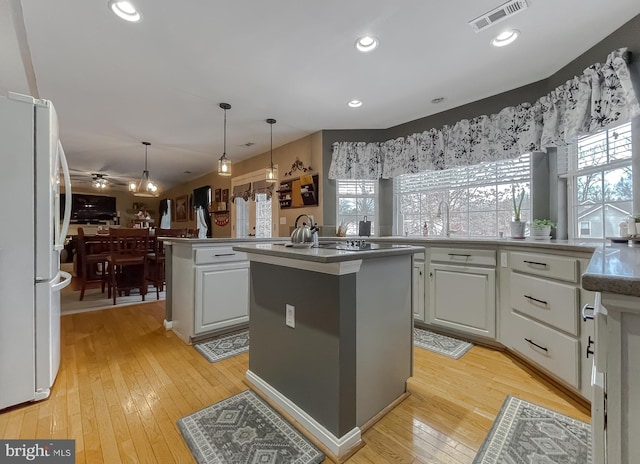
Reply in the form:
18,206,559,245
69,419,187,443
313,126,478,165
393,154,531,237
231,171,276,238
336,180,377,236
566,122,632,239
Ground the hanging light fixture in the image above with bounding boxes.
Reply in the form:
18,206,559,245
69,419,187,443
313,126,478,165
265,118,278,183
217,103,232,176
130,141,159,197
92,174,108,190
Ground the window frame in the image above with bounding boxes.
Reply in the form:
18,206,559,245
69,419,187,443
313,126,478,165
335,179,378,236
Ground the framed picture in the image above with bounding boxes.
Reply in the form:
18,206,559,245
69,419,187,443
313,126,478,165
188,193,194,221
175,195,188,222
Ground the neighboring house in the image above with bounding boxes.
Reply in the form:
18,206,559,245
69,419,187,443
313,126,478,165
577,203,630,238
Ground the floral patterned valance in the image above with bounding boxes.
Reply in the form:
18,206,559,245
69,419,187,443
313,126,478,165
328,48,639,180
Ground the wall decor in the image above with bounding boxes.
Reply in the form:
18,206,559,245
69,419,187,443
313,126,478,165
284,157,313,177
188,193,194,221
175,194,188,222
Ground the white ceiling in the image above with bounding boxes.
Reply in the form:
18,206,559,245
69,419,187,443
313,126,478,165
2,0,640,191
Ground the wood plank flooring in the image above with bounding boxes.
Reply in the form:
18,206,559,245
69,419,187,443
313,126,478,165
0,302,590,463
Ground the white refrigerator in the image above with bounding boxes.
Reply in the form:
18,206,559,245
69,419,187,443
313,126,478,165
0,92,72,410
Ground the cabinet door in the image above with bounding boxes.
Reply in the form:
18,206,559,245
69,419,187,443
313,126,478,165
194,262,249,334
412,261,425,321
429,263,495,338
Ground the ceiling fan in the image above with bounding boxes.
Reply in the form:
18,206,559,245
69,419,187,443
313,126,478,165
68,169,130,191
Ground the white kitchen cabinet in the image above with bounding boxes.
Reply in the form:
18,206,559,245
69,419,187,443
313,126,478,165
592,291,640,464
500,249,594,400
170,241,250,343
195,261,249,335
412,252,425,322
429,248,496,339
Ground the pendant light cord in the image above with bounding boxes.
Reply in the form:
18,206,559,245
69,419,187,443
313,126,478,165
270,123,273,166
223,107,227,156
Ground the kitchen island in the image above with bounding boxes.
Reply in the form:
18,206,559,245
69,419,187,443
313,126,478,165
232,242,421,460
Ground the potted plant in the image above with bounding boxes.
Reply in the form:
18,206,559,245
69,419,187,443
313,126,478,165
530,219,555,238
510,187,526,238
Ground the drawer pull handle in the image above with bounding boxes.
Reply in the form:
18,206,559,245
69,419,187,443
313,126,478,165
448,253,471,258
524,295,548,306
214,253,236,257
581,304,595,321
586,336,595,358
523,260,548,267
524,338,548,352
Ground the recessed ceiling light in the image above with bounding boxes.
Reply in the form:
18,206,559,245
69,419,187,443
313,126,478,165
348,100,363,108
355,36,378,52
431,97,445,104
491,29,519,47
108,0,142,23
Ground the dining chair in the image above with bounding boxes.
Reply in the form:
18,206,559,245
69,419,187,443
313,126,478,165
146,228,188,299
107,228,150,305
76,227,110,300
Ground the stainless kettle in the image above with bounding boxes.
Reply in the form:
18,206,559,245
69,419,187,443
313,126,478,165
291,214,317,244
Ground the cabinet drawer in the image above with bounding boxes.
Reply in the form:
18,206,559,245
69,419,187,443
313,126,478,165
430,247,496,266
195,247,247,265
510,272,579,335
510,312,579,388
510,252,578,282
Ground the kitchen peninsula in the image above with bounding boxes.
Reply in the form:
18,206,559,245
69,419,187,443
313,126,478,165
232,242,421,460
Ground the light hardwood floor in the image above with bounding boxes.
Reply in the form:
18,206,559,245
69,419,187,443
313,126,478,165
0,302,590,463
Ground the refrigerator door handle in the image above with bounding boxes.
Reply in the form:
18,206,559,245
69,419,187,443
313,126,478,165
51,270,72,292
56,140,72,250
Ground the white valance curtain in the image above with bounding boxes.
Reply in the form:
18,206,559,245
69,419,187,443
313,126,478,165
328,48,639,180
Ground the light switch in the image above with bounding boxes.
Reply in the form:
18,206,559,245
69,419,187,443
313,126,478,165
280,217,287,225
500,252,508,267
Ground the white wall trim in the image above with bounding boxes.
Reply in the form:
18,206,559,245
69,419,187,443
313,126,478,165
245,370,361,457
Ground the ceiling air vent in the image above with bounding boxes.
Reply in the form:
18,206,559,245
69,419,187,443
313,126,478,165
468,0,528,32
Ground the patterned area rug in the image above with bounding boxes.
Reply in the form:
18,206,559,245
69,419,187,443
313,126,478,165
194,330,249,362
413,327,473,359
473,396,591,464
178,390,325,464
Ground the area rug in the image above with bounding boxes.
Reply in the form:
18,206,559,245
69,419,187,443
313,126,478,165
413,327,473,359
177,389,325,464
194,330,250,362
473,396,591,464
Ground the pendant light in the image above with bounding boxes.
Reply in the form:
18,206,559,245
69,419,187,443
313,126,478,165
131,141,159,197
217,103,232,176
265,118,278,183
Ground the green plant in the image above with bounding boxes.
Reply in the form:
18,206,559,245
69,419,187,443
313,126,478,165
635,215,640,223
512,187,525,222
532,218,556,228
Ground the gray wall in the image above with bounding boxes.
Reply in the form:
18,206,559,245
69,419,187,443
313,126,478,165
248,262,357,437
320,14,640,233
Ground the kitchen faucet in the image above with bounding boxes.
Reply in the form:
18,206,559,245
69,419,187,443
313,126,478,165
437,201,451,237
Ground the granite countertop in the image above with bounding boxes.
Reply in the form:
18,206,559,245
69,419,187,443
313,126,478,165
582,243,640,297
232,242,422,263
166,235,640,297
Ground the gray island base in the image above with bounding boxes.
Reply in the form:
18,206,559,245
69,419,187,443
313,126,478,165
233,243,420,460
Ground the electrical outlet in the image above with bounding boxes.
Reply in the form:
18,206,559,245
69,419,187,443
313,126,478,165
286,304,295,328
500,251,508,267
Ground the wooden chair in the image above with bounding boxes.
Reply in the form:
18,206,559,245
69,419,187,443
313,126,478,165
107,228,150,305
146,228,187,299
76,227,110,300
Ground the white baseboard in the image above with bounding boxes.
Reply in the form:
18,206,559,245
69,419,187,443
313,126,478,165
245,370,361,458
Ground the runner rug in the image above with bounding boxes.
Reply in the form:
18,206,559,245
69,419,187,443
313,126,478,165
473,396,591,464
177,390,325,464
194,330,249,362
413,327,473,359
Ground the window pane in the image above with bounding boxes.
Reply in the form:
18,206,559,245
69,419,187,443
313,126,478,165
604,167,633,202
469,211,497,237
576,172,603,203
337,180,377,236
